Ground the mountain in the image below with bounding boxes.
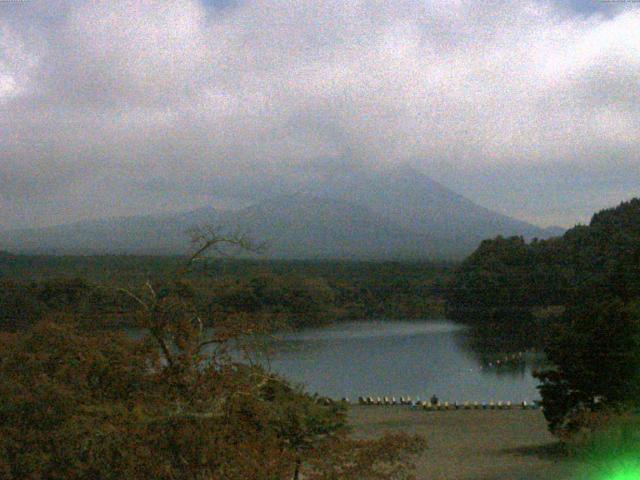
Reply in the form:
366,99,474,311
217,194,438,259
295,164,558,253
0,165,563,259
0,207,220,255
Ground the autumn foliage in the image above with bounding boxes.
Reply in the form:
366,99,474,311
0,233,425,480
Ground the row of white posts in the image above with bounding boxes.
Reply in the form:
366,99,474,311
356,396,540,410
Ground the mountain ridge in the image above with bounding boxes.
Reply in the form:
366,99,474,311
0,166,563,259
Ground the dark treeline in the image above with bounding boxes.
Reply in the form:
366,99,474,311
447,198,640,436
445,234,570,351
446,198,640,348
0,254,451,330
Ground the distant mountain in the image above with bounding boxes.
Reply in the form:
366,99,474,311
0,207,220,255
218,194,438,259
295,164,562,252
0,165,563,259
540,225,566,238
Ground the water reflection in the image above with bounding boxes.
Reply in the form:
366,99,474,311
453,329,548,378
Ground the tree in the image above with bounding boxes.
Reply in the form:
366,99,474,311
444,235,568,351
535,299,640,435
445,198,640,436
532,199,640,435
0,227,425,479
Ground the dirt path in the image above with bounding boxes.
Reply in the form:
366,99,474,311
349,406,582,480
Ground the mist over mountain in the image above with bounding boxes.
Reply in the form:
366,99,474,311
295,164,563,246
0,166,563,259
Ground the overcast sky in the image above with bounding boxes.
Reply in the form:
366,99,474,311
1,0,639,230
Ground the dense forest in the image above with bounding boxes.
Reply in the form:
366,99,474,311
446,198,640,436
445,234,569,350
0,253,451,331
446,198,640,346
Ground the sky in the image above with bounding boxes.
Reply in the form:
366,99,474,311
1,0,639,230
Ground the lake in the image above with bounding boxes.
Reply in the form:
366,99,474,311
128,319,542,403
244,320,542,403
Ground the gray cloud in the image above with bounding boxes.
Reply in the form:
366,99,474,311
1,0,639,229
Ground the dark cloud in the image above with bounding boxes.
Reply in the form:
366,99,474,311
0,0,639,229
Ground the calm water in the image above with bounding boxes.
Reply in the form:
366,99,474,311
250,320,542,403
128,320,542,403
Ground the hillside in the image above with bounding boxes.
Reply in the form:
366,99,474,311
298,164,561,251
0,166,562,259
445,197,640,345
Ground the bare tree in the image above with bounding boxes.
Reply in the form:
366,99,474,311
180,224,266,276
117,225,266,369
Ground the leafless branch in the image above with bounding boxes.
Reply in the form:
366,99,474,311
116,287,150,311
178,224,267,276
144,280,156,300
154,333,175,368
197,338,224,351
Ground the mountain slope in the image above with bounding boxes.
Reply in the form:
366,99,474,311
0,166,563,259
0,197,438,258
218,194,439,259
0,207,220,255
298,164,556,251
